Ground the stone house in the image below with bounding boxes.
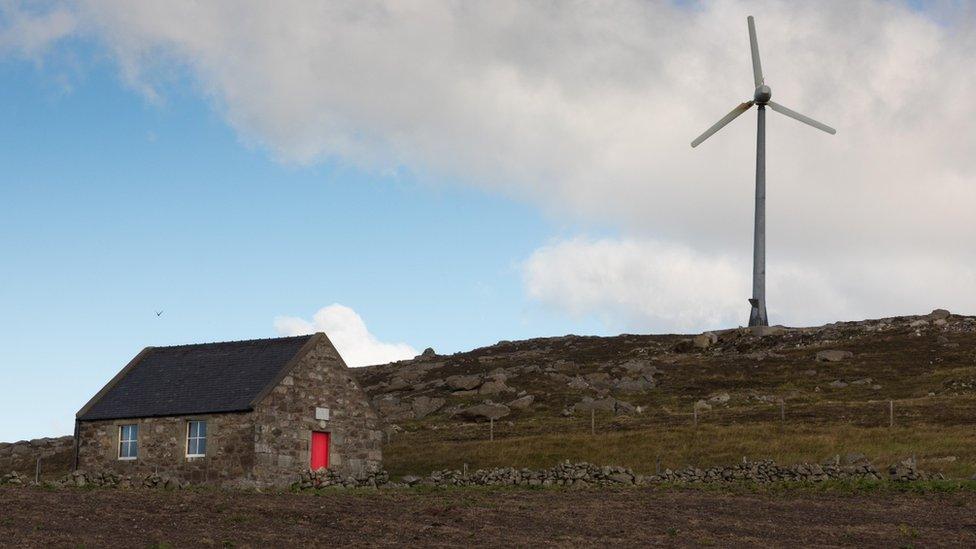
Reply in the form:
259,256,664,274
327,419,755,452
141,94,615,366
74,333,382,488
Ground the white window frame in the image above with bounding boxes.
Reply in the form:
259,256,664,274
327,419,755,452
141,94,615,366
185,420,207,458
118,424,138,460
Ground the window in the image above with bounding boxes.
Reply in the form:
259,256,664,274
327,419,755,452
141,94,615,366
118,424,138,460
186,420,207,457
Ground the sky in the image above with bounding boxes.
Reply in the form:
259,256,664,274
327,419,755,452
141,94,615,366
1,0,975,442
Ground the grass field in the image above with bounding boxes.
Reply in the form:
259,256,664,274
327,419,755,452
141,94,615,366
384,420,976,479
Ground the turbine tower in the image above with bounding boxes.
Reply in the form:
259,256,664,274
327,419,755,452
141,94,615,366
691,16,835,327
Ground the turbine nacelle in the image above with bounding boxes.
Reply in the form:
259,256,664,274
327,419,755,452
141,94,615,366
753,84,771,104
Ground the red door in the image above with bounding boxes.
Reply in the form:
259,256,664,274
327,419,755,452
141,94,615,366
310,432,330,470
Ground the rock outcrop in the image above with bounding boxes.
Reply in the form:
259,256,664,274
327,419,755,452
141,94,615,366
454,403,510,421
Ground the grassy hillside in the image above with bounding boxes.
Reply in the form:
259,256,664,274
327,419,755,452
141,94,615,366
354,310,976,479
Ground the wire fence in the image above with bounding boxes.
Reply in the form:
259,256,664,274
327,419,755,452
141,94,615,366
383,395,976,446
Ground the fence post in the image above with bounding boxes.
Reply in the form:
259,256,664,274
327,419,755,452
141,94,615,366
655,454,661,475
693,405,698,426
35,457,40,484
590,408,595,435
889,400,894,428
780,400,785,422
490,417,494,441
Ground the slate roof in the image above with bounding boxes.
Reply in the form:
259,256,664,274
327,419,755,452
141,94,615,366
78,335,317,421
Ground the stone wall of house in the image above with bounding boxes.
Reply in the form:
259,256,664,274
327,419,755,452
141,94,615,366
76,412,255,487
251,335,383,487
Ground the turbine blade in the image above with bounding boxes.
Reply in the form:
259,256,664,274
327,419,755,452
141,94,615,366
748,16,764,87
691,101,754,148
767,101,836,135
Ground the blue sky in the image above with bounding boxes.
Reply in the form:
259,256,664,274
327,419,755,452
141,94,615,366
2,1,975,442
0,42,608,441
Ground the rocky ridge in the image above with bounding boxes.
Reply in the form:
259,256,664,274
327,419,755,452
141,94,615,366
352,309,976,428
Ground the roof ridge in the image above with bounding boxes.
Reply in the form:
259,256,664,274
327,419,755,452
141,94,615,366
150,333,317,350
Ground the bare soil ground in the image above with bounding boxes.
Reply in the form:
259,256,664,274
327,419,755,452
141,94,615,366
2,485,975,547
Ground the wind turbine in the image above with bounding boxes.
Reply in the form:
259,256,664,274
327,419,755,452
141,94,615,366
691,15,835,328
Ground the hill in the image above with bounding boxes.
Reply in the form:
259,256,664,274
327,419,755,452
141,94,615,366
352,309,976,479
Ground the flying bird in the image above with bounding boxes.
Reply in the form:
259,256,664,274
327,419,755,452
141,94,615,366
155,310,163,317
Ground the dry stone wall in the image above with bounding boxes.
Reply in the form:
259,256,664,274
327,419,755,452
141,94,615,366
3,458,950,491
294,458,945,490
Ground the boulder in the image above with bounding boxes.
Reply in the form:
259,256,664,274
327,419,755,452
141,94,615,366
614,377,654,394
608,473,634,484
585,372,611,384
567,377,590,390
385,377,410,392
694,399,712,411
815,350,853,362
671,339,696,353
411,396,446,419
455,403,510,421
693,332,719,349
479,380,512,395
614,399,636,414
446,374,482,391
927,309,951,321
507,395,535,410
829,380,848,388
418,347,437,359
618,360,656,375
708,392,730,405
488,368,508,382
373,396,413,420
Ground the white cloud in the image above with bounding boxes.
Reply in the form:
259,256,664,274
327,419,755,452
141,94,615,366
7,1,976,330
274,304,417,367
0,2,77,57
524,237,976,332
524,237,747,331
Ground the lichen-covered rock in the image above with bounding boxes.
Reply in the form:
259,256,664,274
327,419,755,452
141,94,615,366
478,380,512,395
446,375,482,391
411,396,446,419
507,395,535,410
693,332,718,349
927,309,951,321
816,350,853,362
